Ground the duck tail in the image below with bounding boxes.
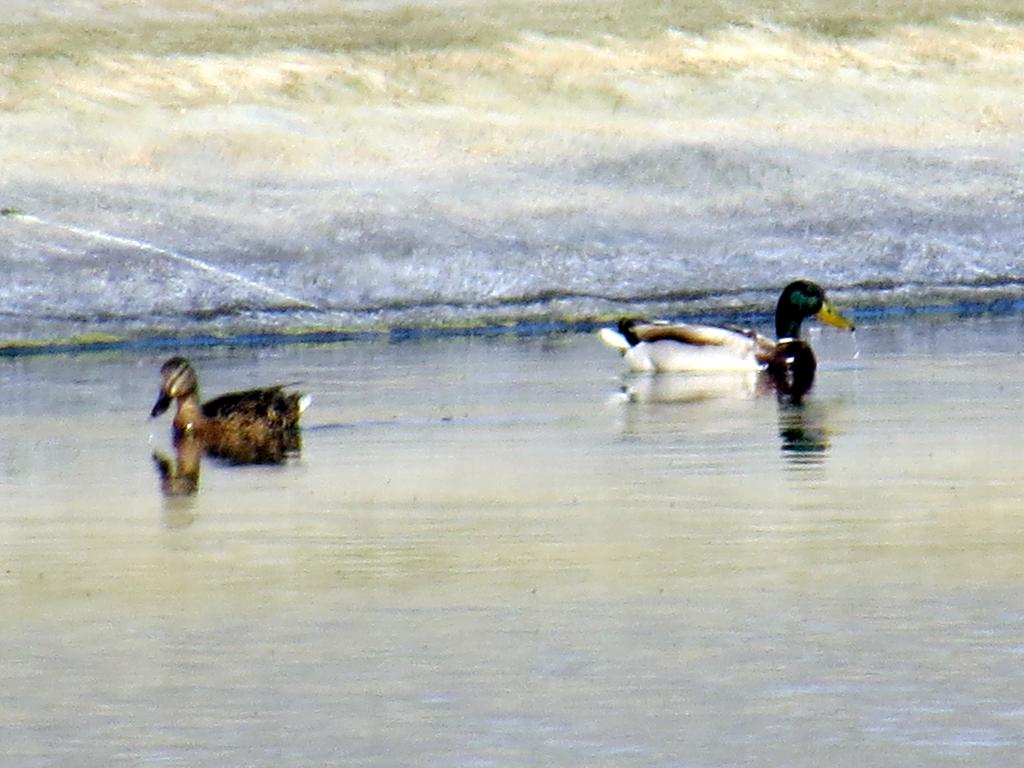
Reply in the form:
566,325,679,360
600,317,650,350
597,326,631,352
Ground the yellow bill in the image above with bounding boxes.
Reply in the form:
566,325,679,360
816,301,855,331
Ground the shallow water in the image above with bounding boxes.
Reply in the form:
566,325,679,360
1,313,1023,765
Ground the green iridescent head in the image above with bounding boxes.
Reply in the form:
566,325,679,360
775,280,854,340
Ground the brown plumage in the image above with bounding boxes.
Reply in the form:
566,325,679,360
764,339,818,402
150,357,309,465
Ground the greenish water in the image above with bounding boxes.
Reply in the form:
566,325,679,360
1,314,1023,765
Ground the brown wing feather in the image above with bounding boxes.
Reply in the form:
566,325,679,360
631,321,776,356
202,387,303,426
631,323,720,346
751,333,778,364
199,387,305,464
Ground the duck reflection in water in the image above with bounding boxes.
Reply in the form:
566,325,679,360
767,349,832,465
776,399,831,465
620,352,816,406
150,357,310,497
618,352,833,464
152,435,202,498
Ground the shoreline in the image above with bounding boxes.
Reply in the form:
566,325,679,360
3,293,1024,358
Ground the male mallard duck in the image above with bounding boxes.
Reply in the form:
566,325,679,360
150,356,310,464
598,281,854,391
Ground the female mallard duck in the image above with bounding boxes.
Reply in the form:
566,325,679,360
598,280,854,393
150,356,310,465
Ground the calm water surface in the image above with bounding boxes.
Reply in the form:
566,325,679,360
1,314,1023,766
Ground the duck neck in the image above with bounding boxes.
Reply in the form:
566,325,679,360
173,393,205,436
775,309,804,341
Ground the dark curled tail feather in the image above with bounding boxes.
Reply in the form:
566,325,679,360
617,318,648,347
